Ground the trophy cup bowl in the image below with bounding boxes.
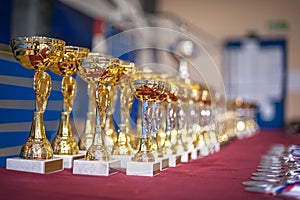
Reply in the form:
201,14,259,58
50,46,89,157
10,36,65,160
11,36,64,71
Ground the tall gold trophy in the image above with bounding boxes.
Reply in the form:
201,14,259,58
50,46,90,168
6,36,65,174
73,53,122,176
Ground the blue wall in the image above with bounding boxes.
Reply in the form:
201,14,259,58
0,0,12,44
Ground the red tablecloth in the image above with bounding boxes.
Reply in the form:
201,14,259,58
1,129,299,200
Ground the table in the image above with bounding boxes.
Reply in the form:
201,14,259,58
0,129,299,200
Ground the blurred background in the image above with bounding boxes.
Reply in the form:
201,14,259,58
0,0,299,165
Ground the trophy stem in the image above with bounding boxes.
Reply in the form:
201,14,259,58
186,103,198,151
112,124,133,155
85,105,111,161
104,85,118,152
164,102,177,155
103,109,117,153
85,84,111,161
33,70,52,112
112,84,134,155
151,102,165,157
173,103,187,153
79,84,96,150
79,111,95,150
62,75,76,113
87,84,96,113
132,100,156,162
52,111,79,154
20,111,53,159
141,101,152,137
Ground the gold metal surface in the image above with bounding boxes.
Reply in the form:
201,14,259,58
50,46,89,155
10,36,65,159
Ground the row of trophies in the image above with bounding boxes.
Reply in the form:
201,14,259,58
218,98,260,145
6,36,259,176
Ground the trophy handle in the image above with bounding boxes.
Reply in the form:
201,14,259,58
62,75,76,113
34,70,52,112
87,83,96,113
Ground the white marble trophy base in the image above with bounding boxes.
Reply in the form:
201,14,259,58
54,153,85,169
200,146,209,157
168,154,181,167
180,151,192,163
78,150,87,155
112,155,132,169
210,144,218,155
126,161,160,177
157,156,169,170
191,148,200,160
73,159,121,176
214,143,220,153
6,157,63,174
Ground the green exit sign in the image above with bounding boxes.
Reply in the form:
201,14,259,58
268,20,289,31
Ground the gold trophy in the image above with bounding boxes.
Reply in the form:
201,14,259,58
171,79,189,160
186,82,201,160
161,82,181,167
111,61,135,168
6,36,65,174
50,46,90,168
112,62,135,155
73,53,122,176
126,70,169,176
198,87,215,156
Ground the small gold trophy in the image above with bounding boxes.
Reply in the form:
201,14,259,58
50,46,90,168
171,79,191,162
198,87,214,157
160,81,182,167
73,53,122,176
6,36,65,174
